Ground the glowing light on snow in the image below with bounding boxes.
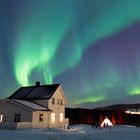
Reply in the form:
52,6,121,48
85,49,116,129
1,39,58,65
125,111,140,115
101,116,113,127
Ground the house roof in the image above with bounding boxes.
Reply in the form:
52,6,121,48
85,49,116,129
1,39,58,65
0,99,50,111
12,99,50,111
9,83,60,100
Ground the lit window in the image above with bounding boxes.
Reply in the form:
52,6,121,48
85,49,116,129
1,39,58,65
52,98,55,104
39,114,43,122
59,113,63,122
51,113,55,124
0,114,3,122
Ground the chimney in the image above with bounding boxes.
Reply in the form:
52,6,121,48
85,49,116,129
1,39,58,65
36,81,40,86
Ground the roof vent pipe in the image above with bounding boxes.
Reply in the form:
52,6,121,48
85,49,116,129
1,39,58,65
36,81,40,86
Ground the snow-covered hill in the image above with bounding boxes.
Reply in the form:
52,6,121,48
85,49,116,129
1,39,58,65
0,125,140,140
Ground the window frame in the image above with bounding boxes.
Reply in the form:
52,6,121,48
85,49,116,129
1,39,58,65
52,98,55,104
59,113,63,122
0,114,3,122
14,113,21,122
50,113,55,124
39,113,44,122
57,99,59,105
60,100,63,105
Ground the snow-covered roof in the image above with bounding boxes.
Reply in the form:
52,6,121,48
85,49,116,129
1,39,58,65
12,99,49,111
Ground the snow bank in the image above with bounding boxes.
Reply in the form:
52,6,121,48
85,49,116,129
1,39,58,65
0,125,140,140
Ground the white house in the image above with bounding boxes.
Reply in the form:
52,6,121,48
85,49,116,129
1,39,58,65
0,82,69,129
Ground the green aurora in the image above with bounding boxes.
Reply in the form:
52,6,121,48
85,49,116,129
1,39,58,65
1,0,140,105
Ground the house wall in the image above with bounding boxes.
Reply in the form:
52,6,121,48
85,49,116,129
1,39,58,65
17,122,32,128
31,85,67,128
32,111,50,128
0,100,32,122
48,86,66,128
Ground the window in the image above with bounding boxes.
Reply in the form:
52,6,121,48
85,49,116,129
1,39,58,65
52,98,55,104
14,114,20,122
0,114,3,122
39,114,43,122
51,113,55,124
57,99,59,105
60,100,63,105
59,113,63,122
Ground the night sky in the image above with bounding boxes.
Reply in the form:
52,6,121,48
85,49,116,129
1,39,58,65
0,0,140,107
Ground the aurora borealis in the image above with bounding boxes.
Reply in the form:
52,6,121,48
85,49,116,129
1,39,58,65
1,0,140,107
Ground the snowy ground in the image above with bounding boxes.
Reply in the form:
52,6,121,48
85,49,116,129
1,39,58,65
0,125,140,140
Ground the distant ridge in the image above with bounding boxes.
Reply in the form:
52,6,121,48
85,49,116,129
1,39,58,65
66,103,140,126
94,103,140,110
